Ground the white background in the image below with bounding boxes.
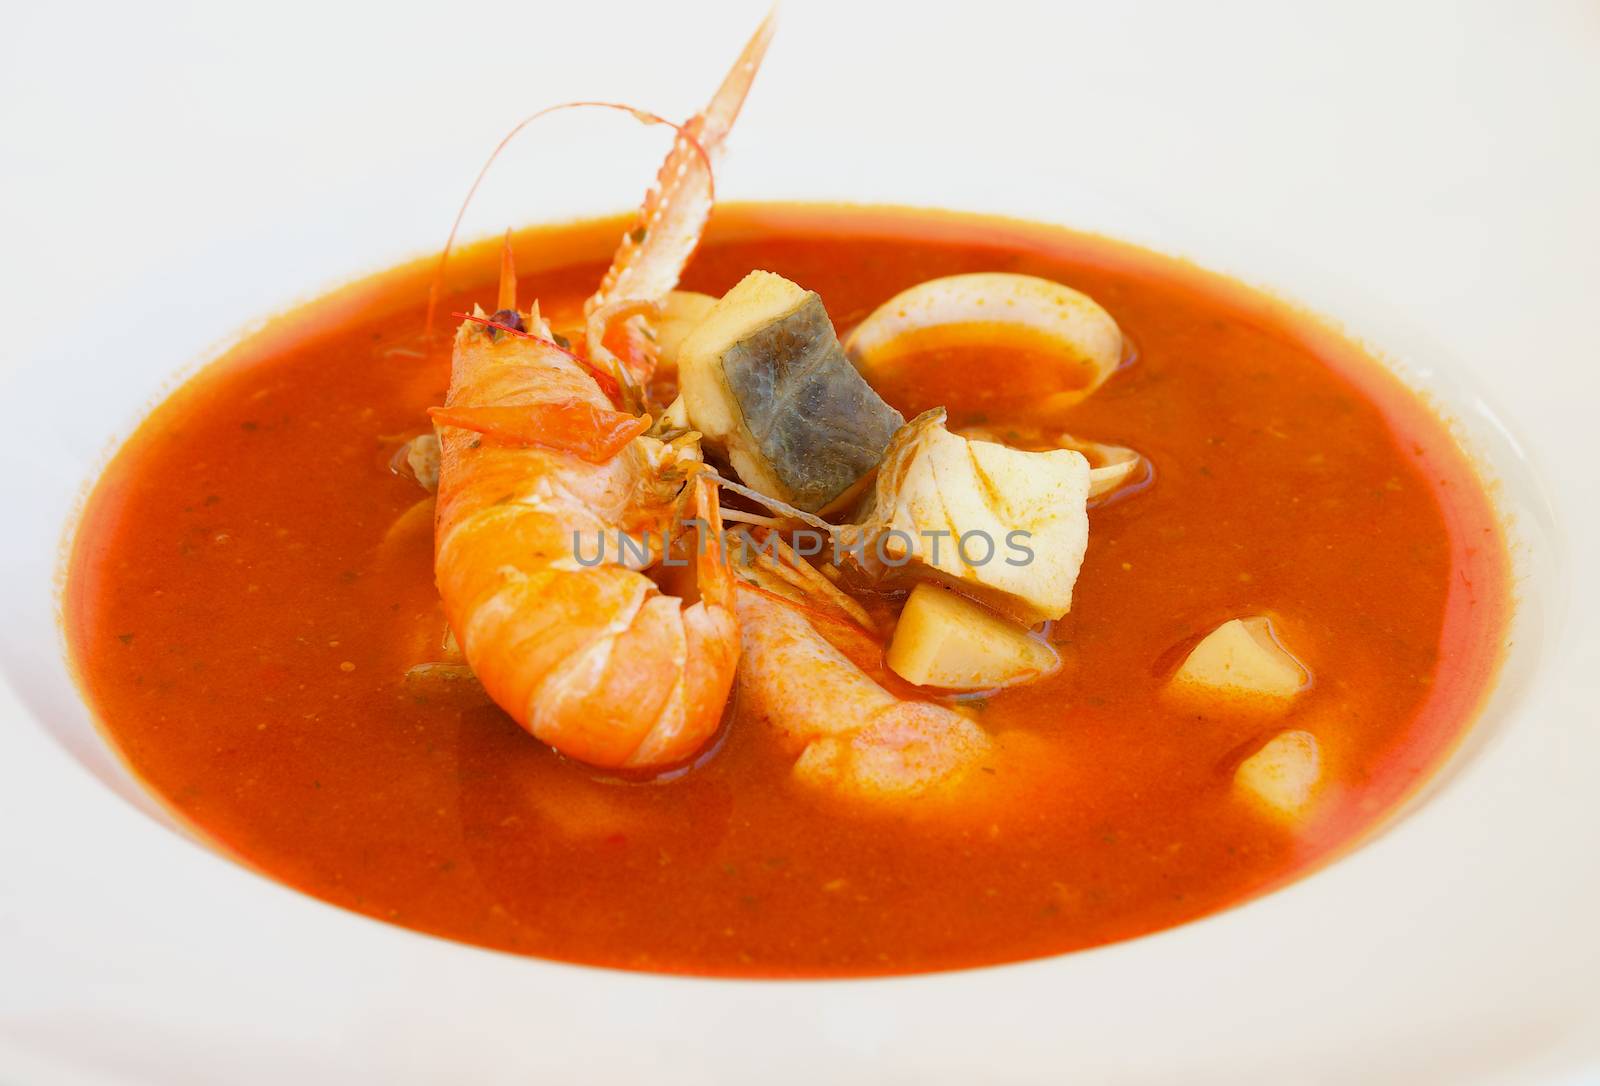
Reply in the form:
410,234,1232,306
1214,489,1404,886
2,1,1598,1082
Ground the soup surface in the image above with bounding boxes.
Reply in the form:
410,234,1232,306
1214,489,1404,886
66,204,1507,976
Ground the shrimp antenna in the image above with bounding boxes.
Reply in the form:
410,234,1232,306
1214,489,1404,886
426,9,777,338
496,229,517,313
699,469,839,535
425,102,713,338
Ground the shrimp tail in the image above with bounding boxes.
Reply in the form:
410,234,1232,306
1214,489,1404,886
530,476,738,769
655,474,740,765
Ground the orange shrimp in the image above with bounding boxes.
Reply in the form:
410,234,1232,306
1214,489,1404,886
431,15,774,769
727,534,992,800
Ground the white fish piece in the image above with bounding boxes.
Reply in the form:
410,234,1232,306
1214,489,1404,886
851,409,1091,624
958,424,1146,503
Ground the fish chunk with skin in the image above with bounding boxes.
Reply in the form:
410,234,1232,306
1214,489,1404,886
678,270,904,511
887,582,1060,690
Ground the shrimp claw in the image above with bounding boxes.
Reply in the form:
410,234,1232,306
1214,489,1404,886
585,10,777,377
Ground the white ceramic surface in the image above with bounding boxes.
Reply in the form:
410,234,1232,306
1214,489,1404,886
3,1,1598,1082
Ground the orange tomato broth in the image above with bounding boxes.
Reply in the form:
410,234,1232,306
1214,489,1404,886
64,204,1508,977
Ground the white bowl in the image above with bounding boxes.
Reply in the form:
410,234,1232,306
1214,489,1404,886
3,3,1597,1082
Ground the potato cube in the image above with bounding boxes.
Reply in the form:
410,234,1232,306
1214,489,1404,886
653,290,718,372
887,582,1059,690
1168,616,1306,707
1234,730,1322,819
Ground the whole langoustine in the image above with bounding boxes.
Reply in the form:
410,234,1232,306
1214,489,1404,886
433,317,739,768
429,14,774,769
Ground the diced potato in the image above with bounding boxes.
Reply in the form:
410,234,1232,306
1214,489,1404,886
1234,730,1322,819
1168,616,1307,707
887,582,1059,690
654,290,718,372
678,270,903,511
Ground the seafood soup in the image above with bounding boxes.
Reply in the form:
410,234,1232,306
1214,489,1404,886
64,19,1508,977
